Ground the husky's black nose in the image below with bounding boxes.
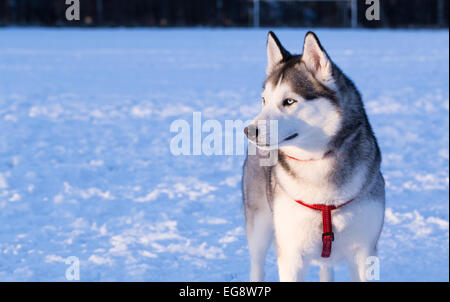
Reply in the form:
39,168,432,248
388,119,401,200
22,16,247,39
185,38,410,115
244,125,258,140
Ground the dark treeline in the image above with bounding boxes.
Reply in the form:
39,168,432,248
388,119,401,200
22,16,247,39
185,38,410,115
0,0,448,28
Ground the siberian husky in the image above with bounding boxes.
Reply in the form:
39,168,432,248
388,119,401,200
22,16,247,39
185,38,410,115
243,31,385,282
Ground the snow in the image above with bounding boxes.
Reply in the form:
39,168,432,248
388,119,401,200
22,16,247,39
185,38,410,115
0,28,448,281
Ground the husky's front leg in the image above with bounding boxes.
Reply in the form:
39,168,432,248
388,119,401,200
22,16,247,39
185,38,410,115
246,206,273,282
346,248,375,282
276,245,307,282
319,265,335,282
273,195,309,281
275,223,308,281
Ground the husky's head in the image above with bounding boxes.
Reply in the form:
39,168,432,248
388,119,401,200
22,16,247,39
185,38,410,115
245,31,363,161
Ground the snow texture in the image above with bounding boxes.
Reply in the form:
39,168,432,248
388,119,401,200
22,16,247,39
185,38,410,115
0,28,448,281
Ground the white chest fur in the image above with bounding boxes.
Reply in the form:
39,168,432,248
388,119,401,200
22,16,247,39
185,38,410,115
274,155,368,206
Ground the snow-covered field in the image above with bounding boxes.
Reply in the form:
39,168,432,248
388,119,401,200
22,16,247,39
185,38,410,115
0,28,448,281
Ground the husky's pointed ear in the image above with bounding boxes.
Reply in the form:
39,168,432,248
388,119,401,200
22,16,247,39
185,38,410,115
302,32,334,85
266,31,290,75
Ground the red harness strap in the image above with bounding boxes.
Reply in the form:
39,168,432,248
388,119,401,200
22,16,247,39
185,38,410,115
295,198,355,258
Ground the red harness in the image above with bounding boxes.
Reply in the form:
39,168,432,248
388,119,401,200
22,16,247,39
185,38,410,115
286,152,356,258
295,198,355,258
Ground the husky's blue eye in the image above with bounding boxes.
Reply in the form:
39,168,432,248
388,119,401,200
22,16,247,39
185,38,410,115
282,99,297,106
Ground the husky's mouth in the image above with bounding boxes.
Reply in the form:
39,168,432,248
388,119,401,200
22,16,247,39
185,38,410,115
251,133,299,149
283,133,298,142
